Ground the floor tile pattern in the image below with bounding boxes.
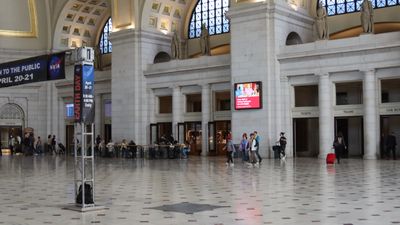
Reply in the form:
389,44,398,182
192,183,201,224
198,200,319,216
0,155,399,225
148,202,229,214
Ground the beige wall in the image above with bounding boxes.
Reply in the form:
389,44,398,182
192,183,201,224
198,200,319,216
0,0,50,50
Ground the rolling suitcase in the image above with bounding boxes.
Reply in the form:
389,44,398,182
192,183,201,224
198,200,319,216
326,153,336,164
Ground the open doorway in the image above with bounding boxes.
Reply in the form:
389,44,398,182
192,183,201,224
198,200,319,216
184,122,202,156
293,118,319,157
380,115,400,159
335,117,364,158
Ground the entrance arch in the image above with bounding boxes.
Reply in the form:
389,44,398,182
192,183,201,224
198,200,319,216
0,103,25,152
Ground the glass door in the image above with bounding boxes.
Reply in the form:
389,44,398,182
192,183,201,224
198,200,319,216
185,122,202,156
215,121,231,156
150,123,158,144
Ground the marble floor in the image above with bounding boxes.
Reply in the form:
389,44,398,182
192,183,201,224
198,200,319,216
0,155,399,225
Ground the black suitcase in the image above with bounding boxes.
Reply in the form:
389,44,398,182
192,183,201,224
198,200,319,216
272,145,281,159
76,183,94,204
58,143,66,153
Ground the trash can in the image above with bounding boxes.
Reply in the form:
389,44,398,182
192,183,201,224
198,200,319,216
272,145,280,159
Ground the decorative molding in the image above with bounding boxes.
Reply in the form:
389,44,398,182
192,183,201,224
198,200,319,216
379,103,400,115
0,0,38,38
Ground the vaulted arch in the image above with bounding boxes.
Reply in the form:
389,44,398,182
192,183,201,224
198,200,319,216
53,0,111,50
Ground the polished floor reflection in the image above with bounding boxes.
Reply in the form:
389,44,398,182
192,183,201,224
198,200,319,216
0,155,399,225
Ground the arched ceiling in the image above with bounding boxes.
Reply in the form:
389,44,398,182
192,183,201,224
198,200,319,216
141,0,193,36
53,0,111,50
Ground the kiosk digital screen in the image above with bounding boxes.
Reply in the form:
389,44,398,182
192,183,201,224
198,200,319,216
234,81,262,110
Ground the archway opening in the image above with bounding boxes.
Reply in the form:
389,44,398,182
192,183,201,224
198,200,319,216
0,104,24,155
286,32,303,45
154,52,172,64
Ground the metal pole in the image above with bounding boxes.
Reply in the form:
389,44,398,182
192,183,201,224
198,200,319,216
81,123,85,207
91,123,95,203
74,123,78,205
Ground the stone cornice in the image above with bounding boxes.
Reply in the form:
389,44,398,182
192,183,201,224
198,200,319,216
144,55,230,77
278,32,400,76
109,29,171,46
278,33,400,61
227,1,313,25
109,28,139,45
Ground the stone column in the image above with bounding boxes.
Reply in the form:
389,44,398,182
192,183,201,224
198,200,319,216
172,86,182,139
318,73,333,159
201,84,210,156
95,94,101,137
363,69,378,159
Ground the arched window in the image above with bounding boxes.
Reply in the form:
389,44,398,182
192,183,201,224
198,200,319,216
188,0,230,39
320,0,400,16
99,17,112,54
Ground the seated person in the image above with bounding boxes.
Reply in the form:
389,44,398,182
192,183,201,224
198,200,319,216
128,140,137,158
106,140,115,157
181,141,190,159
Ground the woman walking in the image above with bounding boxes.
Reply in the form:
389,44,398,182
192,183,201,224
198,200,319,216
240,133,249,162
225,135,236,166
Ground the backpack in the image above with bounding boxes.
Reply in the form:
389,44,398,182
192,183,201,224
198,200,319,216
76,183,94,204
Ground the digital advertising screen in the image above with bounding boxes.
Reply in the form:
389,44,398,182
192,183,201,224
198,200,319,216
234,81,262,110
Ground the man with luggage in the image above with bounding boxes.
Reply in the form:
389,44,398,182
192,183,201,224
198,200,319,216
279,132,287,160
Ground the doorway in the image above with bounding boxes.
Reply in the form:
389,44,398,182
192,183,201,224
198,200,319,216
184,122,202,156
104,124,112,143
335,117,364,158
66,125,74,154
149,123,173,144
293,118,319,157
0,126,22,154
380,115,400,159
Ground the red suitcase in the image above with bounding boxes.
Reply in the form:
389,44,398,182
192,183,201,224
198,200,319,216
326,153,336,164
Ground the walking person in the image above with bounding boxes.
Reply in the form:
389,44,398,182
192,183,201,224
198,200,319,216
9,135,15,155
386,132,397,160
333,133,347,164
248,133,259,166
240,133,249,162
51,135,57,154
35,136,43,154
278,132,287,160
254,131,262,163
225,137,236,166
47,135,52,154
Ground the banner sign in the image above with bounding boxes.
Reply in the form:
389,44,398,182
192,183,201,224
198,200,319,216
48,52,66,81
0,53,65,88
74,64,95,124
234,81,262,110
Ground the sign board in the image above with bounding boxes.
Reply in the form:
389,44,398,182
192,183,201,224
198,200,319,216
234,81,262,110
0,53,65,88
380,104,400,115
333,105,363,117
292,107,319,118
74,64,95,124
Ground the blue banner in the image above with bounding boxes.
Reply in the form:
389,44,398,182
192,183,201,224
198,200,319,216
0,53,65,88
74,64,95,124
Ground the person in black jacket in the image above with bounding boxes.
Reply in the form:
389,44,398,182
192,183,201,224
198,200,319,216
386,132,397,160
278,132,287,159
333,133,347,164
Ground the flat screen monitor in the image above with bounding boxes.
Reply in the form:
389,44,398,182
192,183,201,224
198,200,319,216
234,81,262,110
